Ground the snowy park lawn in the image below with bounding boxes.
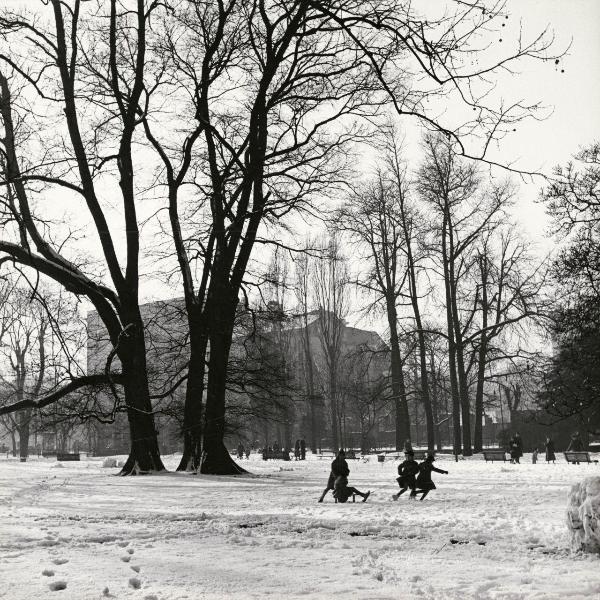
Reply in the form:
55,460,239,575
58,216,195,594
1,453,599,600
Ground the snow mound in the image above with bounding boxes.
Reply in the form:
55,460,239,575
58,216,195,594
566,476,600,554
51,463,64,469
102,458,117,468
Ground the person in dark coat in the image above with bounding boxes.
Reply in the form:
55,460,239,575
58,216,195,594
318,449,350,502
237,442,244,460
392,450,420,500
294,439,301,460
403,439,414,454
514,433,523,461
567,432,584,452
544,437,556,463
411,454,448,501
333,475,370,503
300,438,306,460
509,435,522,464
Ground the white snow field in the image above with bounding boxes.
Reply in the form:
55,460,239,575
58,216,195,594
1,453,599,600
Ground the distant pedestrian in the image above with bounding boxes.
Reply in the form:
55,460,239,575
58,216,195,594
294,439,301,460
273,441,280,453
300,438,306,460
532,448,538,464
318,449,349,502
237,442,244,460
245,446,251,460
411,454,448,501
567,432,584,452
392,450,420,500
403,439,414,454
509,435,522,464
544,437,556,463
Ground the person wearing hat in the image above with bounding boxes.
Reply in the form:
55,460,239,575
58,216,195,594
392,450,420,500
318,449,350,502
411,453,448,501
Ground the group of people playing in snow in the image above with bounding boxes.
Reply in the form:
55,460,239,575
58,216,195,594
318,448,448,504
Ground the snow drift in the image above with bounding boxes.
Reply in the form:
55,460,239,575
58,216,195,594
567,476,600,554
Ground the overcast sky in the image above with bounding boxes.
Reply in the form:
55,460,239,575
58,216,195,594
4,0,600,328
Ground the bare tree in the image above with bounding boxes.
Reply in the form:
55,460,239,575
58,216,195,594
0,2,169,473
312,237,349,451
337,173,411,450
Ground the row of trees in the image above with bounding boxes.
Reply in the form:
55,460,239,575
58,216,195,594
0,0,562,473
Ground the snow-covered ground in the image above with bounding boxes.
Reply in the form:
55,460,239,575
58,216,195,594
1,452,599,600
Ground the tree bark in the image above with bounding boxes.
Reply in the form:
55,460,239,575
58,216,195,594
201,289,246,475
177,311,208,472
386,302,410,449
118,317,165,475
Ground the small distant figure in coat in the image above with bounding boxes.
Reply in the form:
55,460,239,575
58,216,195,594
410,454,448,501
300,438,306,460
392,450,420,500
567,432,584,463
532,448,538,464
509,434,523,464
544,437,556,463
245,446,251,460
294,439,301,460
237,442,244,460
273,441,280,453
403,439,414,454
567,431,584,452
333,475,370,503
318,449,349,502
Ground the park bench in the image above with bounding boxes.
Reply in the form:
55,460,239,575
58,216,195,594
317,450,358,460
564,451,598,464
261,450,290,460
482,450,508,462
56,453,80,461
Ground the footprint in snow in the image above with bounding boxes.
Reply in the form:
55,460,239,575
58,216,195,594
42,569,55,577
117,541,129,548
127,548,134,554
130,565,141,573
120,555,131,563
128,577,141,589
52,558,68,565
49,581,67,591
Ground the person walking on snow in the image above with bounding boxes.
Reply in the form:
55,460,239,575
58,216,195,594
411,454,448,501
300,438,306,460
392,450,420,500
318,449,350,502
544,437,556,463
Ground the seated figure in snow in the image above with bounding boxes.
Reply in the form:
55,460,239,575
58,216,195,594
318,449,350,502
333,475,371,503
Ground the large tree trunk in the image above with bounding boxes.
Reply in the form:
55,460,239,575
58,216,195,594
18,409,30,463
118,320,165,475
387,302,410,449
201,293,246,475
177,319,208,472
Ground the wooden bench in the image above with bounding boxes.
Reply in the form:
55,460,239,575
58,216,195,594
56,453,80,461
482,450,507,462
261,450,290,460
564,451,598,464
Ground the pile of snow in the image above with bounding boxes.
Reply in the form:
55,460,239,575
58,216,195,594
567,476,600,554
101,458,117,468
